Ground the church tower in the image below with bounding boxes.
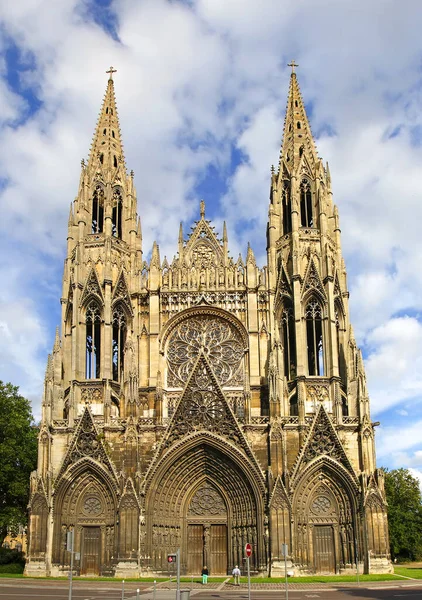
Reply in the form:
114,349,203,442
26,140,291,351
26,66,391,578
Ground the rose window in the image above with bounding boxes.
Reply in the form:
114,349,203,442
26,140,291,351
185,389,225,427
83,496,102,515
311,495,331,514
167,316,244,387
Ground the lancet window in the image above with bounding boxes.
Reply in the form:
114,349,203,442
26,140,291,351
300,179,313,227
280,300,296,380
112,189,123,239
91,186,104,233
85,301,102,379
112,304,127,381
335,302,347,389
282,182,292,234
305,298,324,376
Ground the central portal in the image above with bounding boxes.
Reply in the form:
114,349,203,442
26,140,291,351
187,524,228,575
186,483,228,575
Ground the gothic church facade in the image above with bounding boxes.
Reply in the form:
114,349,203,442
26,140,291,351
26,68,391,577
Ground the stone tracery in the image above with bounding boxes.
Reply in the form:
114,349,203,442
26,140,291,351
166,314,244,387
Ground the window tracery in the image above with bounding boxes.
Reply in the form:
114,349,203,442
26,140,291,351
112,189,123,238
112,305,127,381
188,484,227,516
282,182,292,235
91,186,104,234
305,299,324,376
300,179,313,227
166,315,244,387
86,301,101,379
280,300,296,380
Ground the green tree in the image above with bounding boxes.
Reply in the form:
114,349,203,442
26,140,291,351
384,468,422,561
0,382,38,544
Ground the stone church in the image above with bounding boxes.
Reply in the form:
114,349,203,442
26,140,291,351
26,66,391,577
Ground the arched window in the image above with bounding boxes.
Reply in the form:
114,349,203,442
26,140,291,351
289,392,298,416
335,302,347,387
112,189,123,238
91,186,104,234
305,298,324,376
300,179,313,227
86,301,101,379
282,182,292,234
112,305,127,381
280,300,296,380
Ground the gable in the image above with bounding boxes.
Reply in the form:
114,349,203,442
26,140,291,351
80,265,104,306
56,407,118,483
290,405,356,484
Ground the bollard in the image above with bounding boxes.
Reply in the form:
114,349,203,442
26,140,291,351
153,580,156,600
136,589,140,600
121,579,125,600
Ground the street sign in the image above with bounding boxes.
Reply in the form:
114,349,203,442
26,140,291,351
245,543,252,557
167,553,177,563
281,543,288,557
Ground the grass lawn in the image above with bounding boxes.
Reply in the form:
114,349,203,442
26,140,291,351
394,566,422,579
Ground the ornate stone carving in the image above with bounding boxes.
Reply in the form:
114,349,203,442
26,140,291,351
83,496,102,515
164,355,243,447
306,383,329,404
81,386,103,403
167,315,244,387
188,484,227,516
311,495,331,515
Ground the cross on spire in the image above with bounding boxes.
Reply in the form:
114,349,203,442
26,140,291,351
106,66,117,80
288,60,299,74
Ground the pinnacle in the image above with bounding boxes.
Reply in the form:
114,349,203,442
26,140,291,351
279,70,318,171
87,70,126,173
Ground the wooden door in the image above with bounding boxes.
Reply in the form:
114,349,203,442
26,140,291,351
210,524,227,575
187,525,203,575
81,527,101,575
314,525,335,573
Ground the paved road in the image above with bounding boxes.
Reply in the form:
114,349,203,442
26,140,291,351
0,579,421,600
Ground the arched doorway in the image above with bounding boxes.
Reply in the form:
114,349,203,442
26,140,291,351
53,463,118,576
145,439,265,575
185,481,228,574
293,463,358,574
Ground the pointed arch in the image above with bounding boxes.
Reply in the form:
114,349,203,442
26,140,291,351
305,296,325,376
112,301,127,382
292,456,360,571
29,493,48,558
111,187,123,239
282,181,292,234
85,298,102,379
91,184,104,233
300,178,313,227
279,296,296,380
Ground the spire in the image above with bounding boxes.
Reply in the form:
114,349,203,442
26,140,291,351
223,221,228,243
246,243,256,266
87,67,126,173
279,62,318,171
53,326,60,353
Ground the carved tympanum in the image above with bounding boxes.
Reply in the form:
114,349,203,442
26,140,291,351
188,484,227,516
83,496,102,515
167,315,243,387
311,495,331,515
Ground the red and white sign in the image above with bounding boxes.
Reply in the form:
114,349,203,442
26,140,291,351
245,543,252,558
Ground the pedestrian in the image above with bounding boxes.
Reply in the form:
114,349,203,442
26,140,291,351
201,565,209,584
232,564,241,585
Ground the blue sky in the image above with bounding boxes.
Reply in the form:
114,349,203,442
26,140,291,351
1,0,422,487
